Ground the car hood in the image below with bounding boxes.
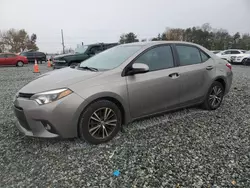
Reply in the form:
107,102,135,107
53,53,75,59
19,68,102,94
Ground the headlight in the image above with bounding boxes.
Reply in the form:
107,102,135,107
30,88,72,105
237,56,243,59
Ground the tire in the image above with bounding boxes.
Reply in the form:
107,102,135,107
202,81,225,110
16,61,24,67
79,100,122,144
70,62,78,67
242,58,248,65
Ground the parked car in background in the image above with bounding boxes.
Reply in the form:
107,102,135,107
211,50,221,54
52,43,118,69
13,41,233,144
230,50,250,65
0,53,28,66
245,57,250,65
20,51,46,63
216,49,246,62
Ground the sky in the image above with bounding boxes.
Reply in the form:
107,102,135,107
0,0,250,53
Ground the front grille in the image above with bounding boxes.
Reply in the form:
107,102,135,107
14,106,31,131
18,93,34,99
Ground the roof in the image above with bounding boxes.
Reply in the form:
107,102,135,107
120,41,202,47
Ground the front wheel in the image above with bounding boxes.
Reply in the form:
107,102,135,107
202,81,225,110
78,100,122,144
242,58,248,65
16,61,24,67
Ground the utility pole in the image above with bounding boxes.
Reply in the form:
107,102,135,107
61,29,65,54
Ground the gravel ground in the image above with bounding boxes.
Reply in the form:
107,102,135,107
0,64,249,188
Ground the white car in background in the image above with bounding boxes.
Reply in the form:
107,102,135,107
216,49,246,62
230,51,250,65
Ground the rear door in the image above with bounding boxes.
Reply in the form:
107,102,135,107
5,54,17,65
126,44,180,118
0,54,6,65
174,44,214,105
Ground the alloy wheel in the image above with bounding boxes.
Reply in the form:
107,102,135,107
88,107,117,139
17,61,24,67
209,86,223,108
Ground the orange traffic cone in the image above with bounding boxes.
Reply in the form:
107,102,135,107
33,59,40,73
47,59,51,67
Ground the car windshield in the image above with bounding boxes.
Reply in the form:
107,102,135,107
75,46,89,54
79,45,143,70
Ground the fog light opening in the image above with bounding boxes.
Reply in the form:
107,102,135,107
41,121,57,134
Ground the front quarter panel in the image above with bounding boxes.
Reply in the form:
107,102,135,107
69,71,131,123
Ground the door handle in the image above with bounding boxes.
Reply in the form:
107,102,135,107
206,66,214,70
169,73,180,79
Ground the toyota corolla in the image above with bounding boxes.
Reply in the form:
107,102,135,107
13,41,233,144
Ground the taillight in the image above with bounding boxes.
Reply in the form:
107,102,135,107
226,63,232,70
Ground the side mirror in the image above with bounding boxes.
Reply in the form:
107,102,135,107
127,63,149,75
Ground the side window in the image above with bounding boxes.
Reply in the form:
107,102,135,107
224,51,231,54
176,45,202,66
90,46,102,54
231,51,241,54
25,52,33,57
134,45,174,71
200,51,210,62
6,54,16,58
0,54,6,58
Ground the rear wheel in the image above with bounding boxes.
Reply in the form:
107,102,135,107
202,81,224,110
79,100,122,144
16,61,24,67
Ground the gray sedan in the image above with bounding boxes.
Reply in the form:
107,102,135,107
13,41,233,144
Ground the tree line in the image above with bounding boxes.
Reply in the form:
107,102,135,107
0,29,38,53
1,23,249,53
119,23,250,50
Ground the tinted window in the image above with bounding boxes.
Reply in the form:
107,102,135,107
21,52,33,56
176,45,202,66
90,46,103,54
6,54,16,58
224,51,231,54
0,54,5,58
134,45,174,71
79,45,142,70
200,51,210,62
35,52,45,56
231,51,241,54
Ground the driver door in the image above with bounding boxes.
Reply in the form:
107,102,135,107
126,45,180,119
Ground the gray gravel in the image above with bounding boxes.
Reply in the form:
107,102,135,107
0,64,249,188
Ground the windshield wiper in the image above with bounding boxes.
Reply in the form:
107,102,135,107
78,66,98,72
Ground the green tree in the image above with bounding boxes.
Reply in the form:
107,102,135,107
0,29,39,52
119,32,139,44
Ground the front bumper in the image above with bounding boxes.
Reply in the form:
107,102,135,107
53,60,68,69
53,64,68,69
13,93,85,138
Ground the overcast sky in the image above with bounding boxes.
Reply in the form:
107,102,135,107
0,0,249,53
